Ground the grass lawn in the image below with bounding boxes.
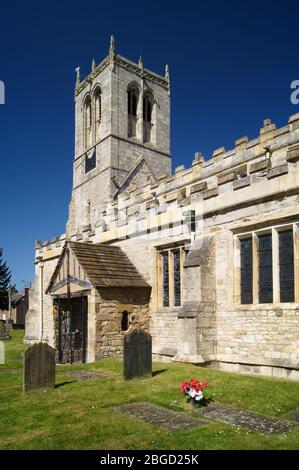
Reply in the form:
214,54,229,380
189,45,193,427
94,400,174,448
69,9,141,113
0,330,299,450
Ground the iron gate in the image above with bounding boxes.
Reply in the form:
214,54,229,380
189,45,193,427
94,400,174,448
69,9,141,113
54,297,88,364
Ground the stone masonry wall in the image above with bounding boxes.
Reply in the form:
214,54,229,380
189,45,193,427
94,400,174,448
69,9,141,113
216,308,299,380
213,224,299,379
95,286,150,358
151,307,179,361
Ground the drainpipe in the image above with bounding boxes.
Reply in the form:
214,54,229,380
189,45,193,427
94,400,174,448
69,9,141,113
39,260,44,342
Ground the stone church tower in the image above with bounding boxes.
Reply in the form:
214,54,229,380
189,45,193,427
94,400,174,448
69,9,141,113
67,36,171,235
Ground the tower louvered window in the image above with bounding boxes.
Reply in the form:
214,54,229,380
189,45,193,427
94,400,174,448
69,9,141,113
143,92,154,143
84,96,92,149
95,90,101,123
127,86,139,138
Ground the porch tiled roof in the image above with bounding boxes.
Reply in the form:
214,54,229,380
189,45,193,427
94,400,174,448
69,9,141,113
47,241,150,292
69,242,149,288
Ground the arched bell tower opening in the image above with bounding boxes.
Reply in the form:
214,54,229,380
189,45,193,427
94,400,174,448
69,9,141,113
127,83,139,138
143,90,155,144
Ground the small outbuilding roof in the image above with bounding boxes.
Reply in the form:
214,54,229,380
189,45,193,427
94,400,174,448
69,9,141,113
11,293,25,306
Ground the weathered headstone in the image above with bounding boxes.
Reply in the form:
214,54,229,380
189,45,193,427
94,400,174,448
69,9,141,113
123,329,152,380
0,322,5,338
24,342,55,393
0,321,12,339
0,321,7,339
0,341,4,364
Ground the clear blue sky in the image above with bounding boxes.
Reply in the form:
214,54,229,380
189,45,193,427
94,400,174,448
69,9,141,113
0,0,298,289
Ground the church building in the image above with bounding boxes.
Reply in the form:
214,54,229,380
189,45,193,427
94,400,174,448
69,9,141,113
25,37,299,380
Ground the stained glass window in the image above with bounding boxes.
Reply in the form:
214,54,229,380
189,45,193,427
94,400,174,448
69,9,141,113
258,233,273,303
173,249,181,306
161,251,169,307
240,237,253,304
279,230,294,302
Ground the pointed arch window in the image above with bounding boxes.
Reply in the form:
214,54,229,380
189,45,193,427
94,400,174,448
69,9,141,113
143,92,154,143
94,88,102,142
127,85,139,138
95,89,102,124
84,96,92,149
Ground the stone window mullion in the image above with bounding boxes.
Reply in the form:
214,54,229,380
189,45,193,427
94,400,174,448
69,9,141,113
252,233,259,305
272,228,280,304
180,247,185,303
234,236,241,306
169,251,174,307
137,89,143,141
294,224,299,302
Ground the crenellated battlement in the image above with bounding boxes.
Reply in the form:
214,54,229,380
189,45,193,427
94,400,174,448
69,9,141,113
36,111,299,260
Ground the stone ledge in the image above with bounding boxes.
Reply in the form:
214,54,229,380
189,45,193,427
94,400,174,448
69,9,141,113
190,181,207,194
203,187,219,199
156,204,167,214
165,192,178,203
158,348,177,357
218,171,235,185
178,196,190,207
216,354,299,370
233,176,251,190
267,164,288,179
127,205,140,217
146,200,159,210
235,136,249,147
249,159,269,173
178,301,200,318
287,144,299,163
212,146,225,159
172,354,206,364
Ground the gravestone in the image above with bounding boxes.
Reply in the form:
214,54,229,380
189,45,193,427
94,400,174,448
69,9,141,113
0,341,4,364
24,342,55,393
0,322,7,339
123,329,152,380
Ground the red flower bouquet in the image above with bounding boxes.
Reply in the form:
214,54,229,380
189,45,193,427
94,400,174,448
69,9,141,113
181,378,209,405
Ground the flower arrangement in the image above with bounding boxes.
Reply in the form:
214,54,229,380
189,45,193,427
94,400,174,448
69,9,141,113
180,378,209,405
